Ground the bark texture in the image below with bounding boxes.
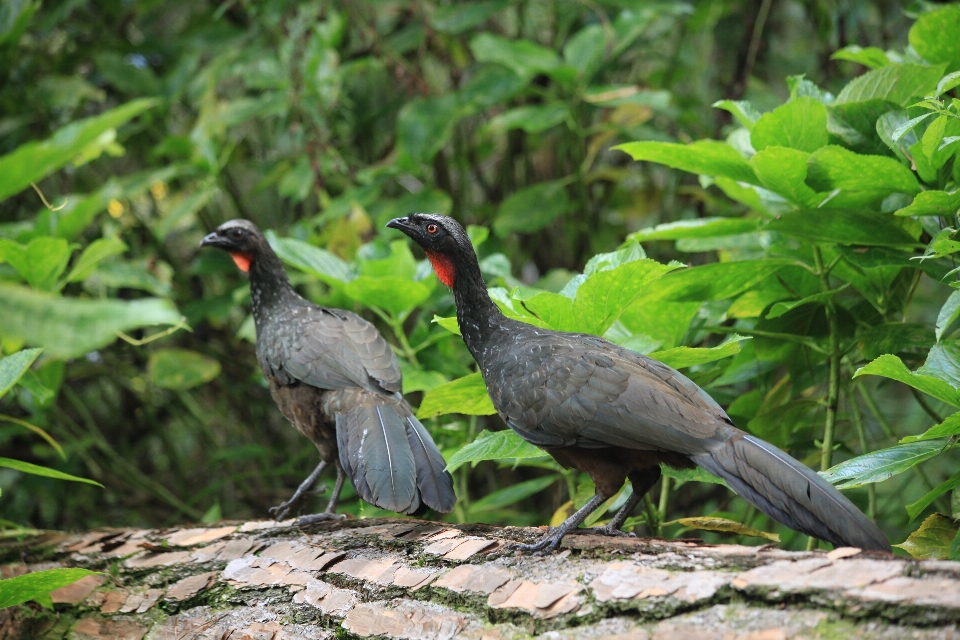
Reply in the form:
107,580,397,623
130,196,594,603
2,517,960,639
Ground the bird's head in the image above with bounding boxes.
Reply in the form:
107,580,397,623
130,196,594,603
200,219,268,273
386,213,472,287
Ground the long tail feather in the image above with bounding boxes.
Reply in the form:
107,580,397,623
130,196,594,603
693,432,890,551
404,413,457,513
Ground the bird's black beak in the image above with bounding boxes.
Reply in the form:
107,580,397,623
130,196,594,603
200,231,225,248
386,216,411,231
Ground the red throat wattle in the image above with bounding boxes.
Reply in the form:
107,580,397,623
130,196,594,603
426,251,456,287
230,251,253,273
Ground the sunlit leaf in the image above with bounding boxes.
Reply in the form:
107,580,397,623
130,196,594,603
834,63,946,106
909,5,960,72
894,513,959,559
64,236,127,284
344,276,433,316
267,232,353,285
417,372,496,420
651,335,749,369
854,355,960,407
614,140,760,185
660,464,728,488
0,348,42,398
0,237,72,291
445,428,543,473
751,96,828,153
628,217,759,242
820,440,948,489
0,568,102,609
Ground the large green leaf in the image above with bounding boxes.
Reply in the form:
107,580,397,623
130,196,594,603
854,354,960,406
834,63,946,106
64,236,127,284
909,5,960,72
766,288,843,320
445,428,544,473
895,190,960,217
858,323,934,361
650,335,749,369
0,568,102,609
907,470,960,521
417,372,496,420
919,340,960,388
0,284,182,359
0,457,102,486
712,99,761,130
647,260,792,302
148,349,221,391
766,208,918,247
344,276,432,317
806,146,921,201
267,232,353,285
614,140,760,185
396,94,464,167
430,0,508,34
831,45,893,69
0,348,43,398
494,180,571,236
471,475,559,513
820,440,948,489
469,33,559,78
0,98,157,202
750,96,828,153
627,217,759,242
487,104,569,134
748,146,822,207
894,513,959,559
0,237,72,291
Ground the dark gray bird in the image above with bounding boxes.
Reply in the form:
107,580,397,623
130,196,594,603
201,219,456,523
388,213,890,553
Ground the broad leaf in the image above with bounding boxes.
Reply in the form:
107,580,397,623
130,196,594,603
445,428,544,473
430,0,509,34
909,5,960,72
494,180,571,236
858,323,934,361
820,440,948,489
662,516,779,541
766,209,917,248
471,475,558,512
344,277,432,316
896,190,960,217
486,104,569,134
148,349,221,390
806,146,921,200
831,45,893,69
0,568,101,609
650,335,749,369
614,140,760,186
0,99,157,202
750,96,828,153
766,288,844,320
267,233,353,285
854,354,960,407
919,340,960,389
647,260,792,302
627,217,759,242
712,100,761,130
0,457,102,486
0,284,182,359
0,237,72,291
748,146,821,207
834,63,946,106
894,513,959,559
64,236,127,284
659,464,729,487
417,372,496,420
0,348,43,398
907,470,960,521
469,33,559,78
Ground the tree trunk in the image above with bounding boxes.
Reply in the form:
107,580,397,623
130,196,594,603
2,518,959,639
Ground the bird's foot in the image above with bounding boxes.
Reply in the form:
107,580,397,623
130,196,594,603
511,529,565,554
269,485,328,521
569,524,637,538
295,511,347,527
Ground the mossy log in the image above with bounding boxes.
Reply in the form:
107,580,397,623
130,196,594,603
2,517,959,639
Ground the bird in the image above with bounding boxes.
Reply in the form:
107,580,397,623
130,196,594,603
387,213,890,553
200,219,456,524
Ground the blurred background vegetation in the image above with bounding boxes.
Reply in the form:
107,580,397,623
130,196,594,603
1,0,958,554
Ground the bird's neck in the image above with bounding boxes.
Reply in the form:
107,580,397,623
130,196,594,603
450,251,506,365
248,249,302,328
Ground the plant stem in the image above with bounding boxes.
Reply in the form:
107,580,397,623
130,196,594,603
658,476,671,523
643,494,661,537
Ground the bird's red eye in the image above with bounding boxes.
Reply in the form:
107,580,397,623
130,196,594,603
426,224,438,234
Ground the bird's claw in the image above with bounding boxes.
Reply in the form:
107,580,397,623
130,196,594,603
569,525,637,538
510,529,565,555
295,512,347,526
268,502,295,521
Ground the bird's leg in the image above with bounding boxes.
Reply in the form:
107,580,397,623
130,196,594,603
295,461,347,526
269,459,328,521
512,494,607,554
572,466,662,537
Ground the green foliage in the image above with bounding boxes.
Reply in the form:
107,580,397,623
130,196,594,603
0,0,956,552
0,568,102,610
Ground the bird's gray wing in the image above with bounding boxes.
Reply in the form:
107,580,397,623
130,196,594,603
488,335,728,454
259,305,401,394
